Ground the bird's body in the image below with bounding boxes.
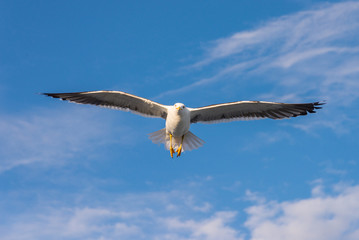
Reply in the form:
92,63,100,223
166,103,190,137
43,90,324,157
164,103,192,157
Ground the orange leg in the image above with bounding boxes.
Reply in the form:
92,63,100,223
176,135,184,157
169,133,175,158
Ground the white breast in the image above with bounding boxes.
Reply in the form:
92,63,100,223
165,106,190,137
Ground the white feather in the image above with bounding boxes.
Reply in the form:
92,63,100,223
149,128,204,152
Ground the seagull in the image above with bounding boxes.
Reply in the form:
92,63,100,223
43,91,324,157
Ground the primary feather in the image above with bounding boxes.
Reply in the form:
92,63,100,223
43,91,168,119
189,101,323,123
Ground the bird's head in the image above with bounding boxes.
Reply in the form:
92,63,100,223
174,103,186,111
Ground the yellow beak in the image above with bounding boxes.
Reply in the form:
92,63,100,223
176,107,181,110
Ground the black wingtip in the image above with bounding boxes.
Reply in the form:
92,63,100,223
313,101,326,109
315,100,326,105
42,93,61,98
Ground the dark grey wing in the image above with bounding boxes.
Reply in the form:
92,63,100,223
190,101,324,123
43,91,168,119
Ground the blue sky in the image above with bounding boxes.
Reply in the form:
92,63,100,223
1,0,359,239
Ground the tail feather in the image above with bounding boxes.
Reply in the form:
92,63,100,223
148,128,166,144
183,131,204,150
149,128,205,152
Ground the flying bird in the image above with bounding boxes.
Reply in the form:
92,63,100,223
43,91,324,157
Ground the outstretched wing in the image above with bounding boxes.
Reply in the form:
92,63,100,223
43,91,168,119
190,101,324,123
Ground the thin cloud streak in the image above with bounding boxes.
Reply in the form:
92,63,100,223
0,107,125,172
155,58,262,100
272,47,359,69
158,1,359,106
196,1,359,66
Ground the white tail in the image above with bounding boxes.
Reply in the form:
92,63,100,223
149,128,205,152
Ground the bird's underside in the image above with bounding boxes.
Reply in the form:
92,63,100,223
43,90,324,157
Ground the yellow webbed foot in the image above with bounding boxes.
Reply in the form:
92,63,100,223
170,147,175,158
176,146,182,157
176,135,184,157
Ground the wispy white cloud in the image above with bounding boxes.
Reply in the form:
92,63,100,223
159,1,359,109
272,47,359,69
0,183,242,240
4,181,359,240
163,211,243,240
196,2,359,67
1,207,242,240
244,190,267,205
0,106,131,172
0,206,145,240
245,184,359,240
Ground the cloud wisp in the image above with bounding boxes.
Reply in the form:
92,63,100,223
0,106,127,172
159,1,359,105
245,183,359,240
0,180,243,240
196,2,359,67
2,179,359,240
